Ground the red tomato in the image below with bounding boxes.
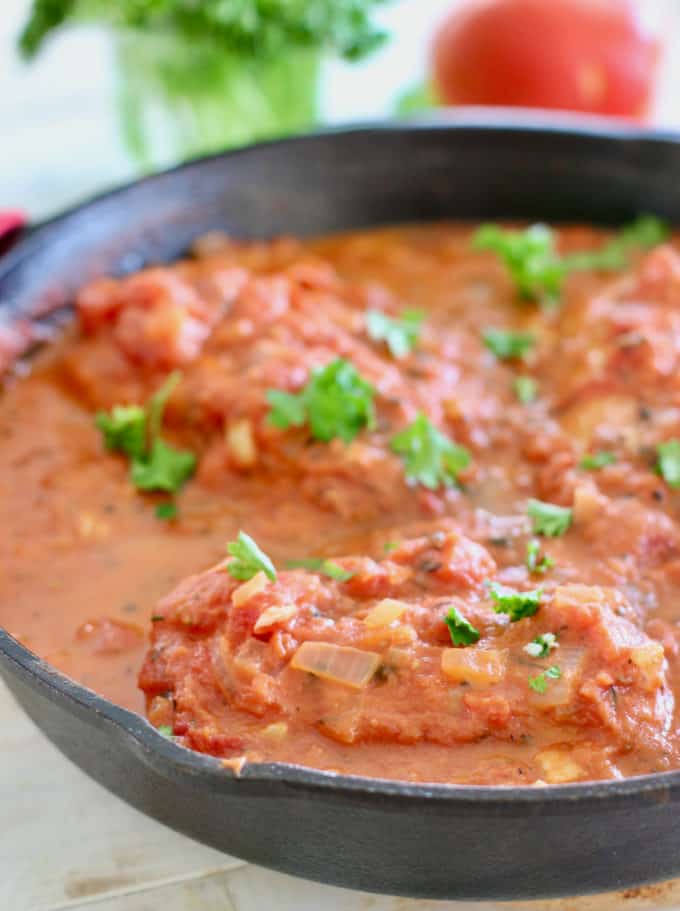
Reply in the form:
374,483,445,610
432,0,659,119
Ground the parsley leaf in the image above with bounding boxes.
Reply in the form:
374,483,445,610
528,665,561,693
95,405,147,460
286,558,354,581
527,498,572,537
226,531,277,582
390,413,471,490
523,632,558,658
526,539,554,574
483,328,535,360
267,358,375,443
444,605,480,646
366,308,424,358
474,223,564,305
657,439,680,489
564,215,669,272
155,501,178,521
580,451,616,470
157,725,174,738
487,581,542,621
514,376,538,404
131,439,196,494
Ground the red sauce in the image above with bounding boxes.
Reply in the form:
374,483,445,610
2,223,680,785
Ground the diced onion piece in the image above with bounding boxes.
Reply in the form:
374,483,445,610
572,483,605,525
441,648,507,686
535,748,585,784
364,598,409,628
254,603,298,633
226,419,257,468
232,571,268,607
630,642,665,692
291,642,381,689
261,722,288,740
528,646,586,708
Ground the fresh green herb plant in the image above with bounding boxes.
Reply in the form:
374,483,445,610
527,498,572,537
366,309,424,358
657,439,680,489
524,632,558,658
526,539,554,574
482,328,535,360
487,581,542,621
444,606,480,646
528,665,561,693
286,558,354,582
580,451,617,470
227,532,277,581
390,413,471,490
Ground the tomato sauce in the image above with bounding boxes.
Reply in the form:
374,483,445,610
2,223,680,785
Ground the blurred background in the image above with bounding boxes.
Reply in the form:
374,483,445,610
2,0,680,222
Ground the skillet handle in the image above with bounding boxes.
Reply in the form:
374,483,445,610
0,210,27,258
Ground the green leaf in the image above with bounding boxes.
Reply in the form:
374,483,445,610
564,215,669,273
267,358,375,443
473,223,565,305
657,439,680,489
527,498,572,537
528,665,561,693
155,501,178,521
487,581,542,622
390,413,471,490
147,370,182,442
513,376,538,404
444,606,480,646
526,539,554,574
131,439,196,493
227,531,277,581
580,451,617,470
285,558,354,581
523,632,558,658
366,308,424,358
95,405,147,460
395,81,438,116
157,724,174,737
483,328,535,361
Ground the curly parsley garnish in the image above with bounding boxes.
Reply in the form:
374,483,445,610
657,439,680,489
267,358,375,443
96,372,196,498
580,451,616,470
227,532,277,582
528,665,561,693
482,328,535,361
444,605,480,646
390,413,471,490
487,581,542,621
286,557,354,582
513,376,538,404
366,309,424,358
524,632,558,658
526,539,554,574
527,498,572,537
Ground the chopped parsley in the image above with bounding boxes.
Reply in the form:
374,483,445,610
157,725,174,738
580,451,617,470
514,375,538,404
155,501,178,521
226,532,277,582
285,557,354,582
527,498,572,537
383,540,401,554
487,581,542,621
444,605,480,646
482,328,535,360
390,413,471,490
528,665,562,694
526,539,554,574
96,371,196,495
267,358,375,443
474,216,668,305
524,632,558,658
656,439,680,489
366,308,424,358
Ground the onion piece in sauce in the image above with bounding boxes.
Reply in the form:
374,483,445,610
291,642,381,689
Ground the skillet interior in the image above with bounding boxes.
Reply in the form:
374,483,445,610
3,117,680,900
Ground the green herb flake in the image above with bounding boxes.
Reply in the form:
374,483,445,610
523,632,558,658
157,725,174,738
390,413,471,490
155,501,178,521
366,308,424,358
526,539,554,574
514,375,538,404
131,439,196,494
487,581,542,622
227,531,277,582
95,405,147,460
528,665,562,694
267,358,375,443
657,439,680,489
527,498,572,537
580,450,617,470
564,216,669,273
473,223,564,305
285,557,354,582
482,328,535,361
444,605,480,647
383,540,401,554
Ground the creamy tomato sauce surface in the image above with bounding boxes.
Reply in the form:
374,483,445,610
2,223,680,786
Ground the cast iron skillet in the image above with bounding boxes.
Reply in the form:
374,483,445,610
2,116,680,901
